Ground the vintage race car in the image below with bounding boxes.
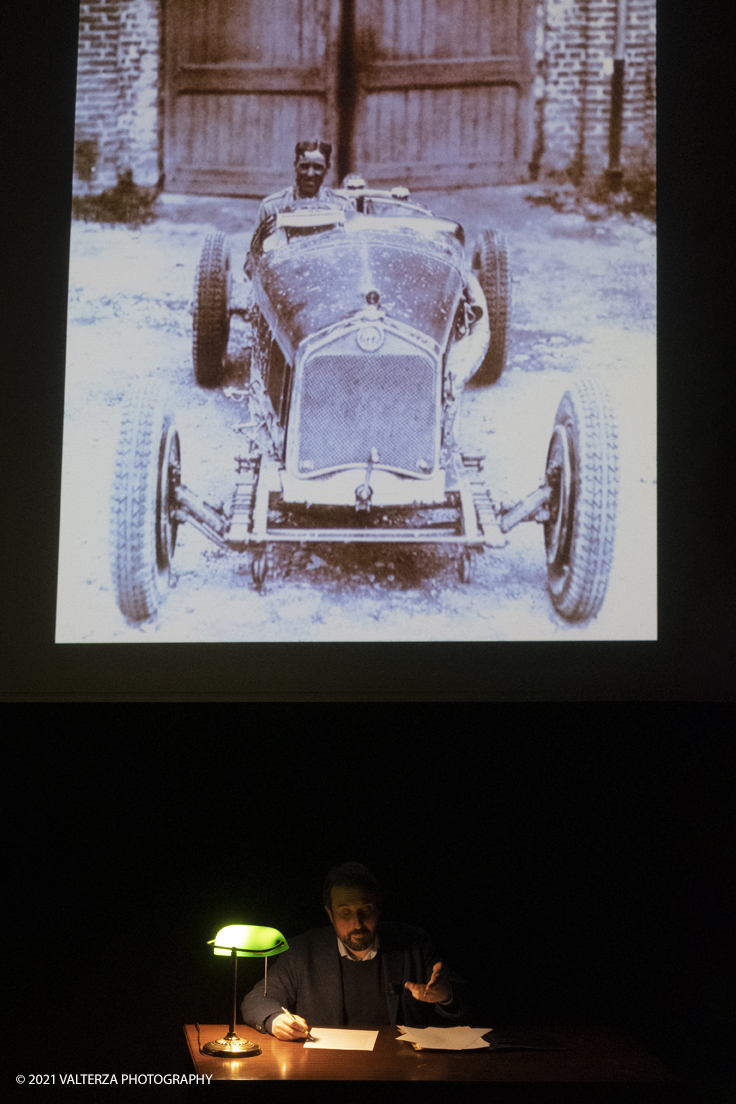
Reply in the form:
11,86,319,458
110,184,618,625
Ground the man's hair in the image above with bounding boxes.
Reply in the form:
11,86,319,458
322,862,382,911
295,140,332,167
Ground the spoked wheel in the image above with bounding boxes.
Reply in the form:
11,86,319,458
110,381,181,623
193,231,232,387
251,547,268,590
470,229,510,385
544,378,619,622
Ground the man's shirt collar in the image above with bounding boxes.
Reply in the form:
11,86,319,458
291,184,326,202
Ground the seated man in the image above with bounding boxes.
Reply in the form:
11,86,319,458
241,862,471,1039
258,140,353,224
246,140,354,273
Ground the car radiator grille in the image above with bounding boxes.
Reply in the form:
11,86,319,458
296,353,437,475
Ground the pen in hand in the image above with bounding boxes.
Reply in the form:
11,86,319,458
281,1006,316,1042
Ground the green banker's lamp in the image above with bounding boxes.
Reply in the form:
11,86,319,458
203,924,289,1057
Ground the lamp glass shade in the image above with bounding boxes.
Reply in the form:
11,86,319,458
209,924,288,958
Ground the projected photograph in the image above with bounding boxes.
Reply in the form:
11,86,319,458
56,0,656,643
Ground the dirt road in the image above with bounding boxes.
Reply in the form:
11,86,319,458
55,185,656,642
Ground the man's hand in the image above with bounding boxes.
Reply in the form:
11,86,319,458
250,213,277,258
271,1011,310,1040
404,962,453,1004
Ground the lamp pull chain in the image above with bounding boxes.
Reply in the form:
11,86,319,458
264,954,268,996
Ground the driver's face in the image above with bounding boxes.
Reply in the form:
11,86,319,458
295,150,328,197
325,886,380,957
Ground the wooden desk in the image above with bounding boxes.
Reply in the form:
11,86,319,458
184,1025,678,1090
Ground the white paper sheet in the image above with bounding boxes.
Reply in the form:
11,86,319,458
396,1026,492,1050
303,1028,379,1051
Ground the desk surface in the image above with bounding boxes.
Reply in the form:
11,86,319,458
184,1025,676,1083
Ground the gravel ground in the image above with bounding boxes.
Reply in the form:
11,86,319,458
55,185,656,642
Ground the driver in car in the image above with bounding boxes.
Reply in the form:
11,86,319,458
247,142,487,400
256,140,354,226
245,140,354,274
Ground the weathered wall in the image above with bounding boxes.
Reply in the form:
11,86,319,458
534,0,656,180
73,0,160,192
72,0,655,194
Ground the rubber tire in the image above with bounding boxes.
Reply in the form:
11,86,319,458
544,378,619,622
470,229,510,385
193,231,231,387
110,381,179,622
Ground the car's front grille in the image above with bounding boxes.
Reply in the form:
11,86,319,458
295,352,437,475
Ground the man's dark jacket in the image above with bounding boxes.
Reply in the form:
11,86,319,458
240,921,471,1033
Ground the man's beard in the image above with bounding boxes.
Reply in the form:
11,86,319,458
343,929,374,951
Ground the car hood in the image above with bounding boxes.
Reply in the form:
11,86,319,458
253,221,465,361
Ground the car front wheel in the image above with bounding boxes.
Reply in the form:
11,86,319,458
544,378,619,622
110,381,180,623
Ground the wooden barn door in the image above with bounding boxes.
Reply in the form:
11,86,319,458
164,0,341,195
351,0,535,188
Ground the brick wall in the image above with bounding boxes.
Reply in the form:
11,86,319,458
73,0,160,192
72,0,655,194
534,0,656,180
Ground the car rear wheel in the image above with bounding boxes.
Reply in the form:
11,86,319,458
110,381,180,622
544,378,619,622
470,229,510,385
193,231,232,387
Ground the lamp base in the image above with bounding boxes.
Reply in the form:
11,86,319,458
202,1033,261,1058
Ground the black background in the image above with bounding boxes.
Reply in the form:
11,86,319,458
10,733,735,1104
